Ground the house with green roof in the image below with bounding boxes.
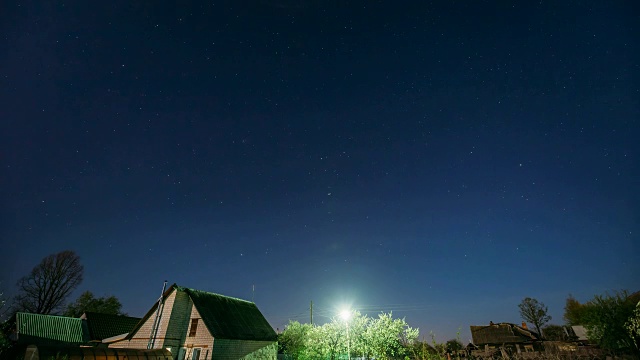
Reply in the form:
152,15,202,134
107,284,277,360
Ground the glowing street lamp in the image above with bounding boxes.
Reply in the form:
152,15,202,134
340,310,352,360
340,309,352,322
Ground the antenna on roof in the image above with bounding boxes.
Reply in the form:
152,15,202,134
252,284,255,302
147,280,168,349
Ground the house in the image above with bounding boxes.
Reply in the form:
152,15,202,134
567,325,589,342
469,322,541,353
108,284,278,360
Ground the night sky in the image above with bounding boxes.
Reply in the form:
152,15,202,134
1,0,638,342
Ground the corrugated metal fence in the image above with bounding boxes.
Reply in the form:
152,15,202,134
23,345,173,360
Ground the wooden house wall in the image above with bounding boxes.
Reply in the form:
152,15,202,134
180,304,214,360
110,289,187,349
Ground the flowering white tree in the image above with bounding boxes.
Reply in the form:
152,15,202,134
280,311,418,360
365,312,418,360
626,301,640,350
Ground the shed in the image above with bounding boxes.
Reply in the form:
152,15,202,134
80,312,141,342
14,312,90,346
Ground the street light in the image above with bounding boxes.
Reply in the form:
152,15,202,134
340,310,351,360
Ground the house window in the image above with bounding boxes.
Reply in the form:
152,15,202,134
189,319,198,337
191,348,201,360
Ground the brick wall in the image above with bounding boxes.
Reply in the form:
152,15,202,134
181,303,214,360
110,288,187,350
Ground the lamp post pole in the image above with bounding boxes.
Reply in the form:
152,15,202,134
340,310,351,360
346,321,350,360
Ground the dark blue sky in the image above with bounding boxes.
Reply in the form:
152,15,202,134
1,0,638,342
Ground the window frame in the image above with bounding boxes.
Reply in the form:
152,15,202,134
189,318,198,337
191,348,201,360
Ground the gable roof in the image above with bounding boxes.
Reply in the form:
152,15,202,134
179,286,277,341
15,312,90,345
569,325,589,341
470,323,539,345
80,312,141,341
129,284,276,342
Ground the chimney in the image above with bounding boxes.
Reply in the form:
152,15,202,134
521,322,528,329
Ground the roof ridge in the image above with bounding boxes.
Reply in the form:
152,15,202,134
83,311,141,319
17,312,82,320
177,285,255,304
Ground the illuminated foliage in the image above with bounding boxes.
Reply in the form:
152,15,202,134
626,301,640,350
278,321,313,360
279,311,418,360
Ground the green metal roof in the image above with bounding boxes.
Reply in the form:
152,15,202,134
179,286,277,341
16,312,89,345
82,312,141,340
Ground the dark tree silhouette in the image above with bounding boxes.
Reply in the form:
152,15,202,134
518,297,551,337
14,250,83,314
64,291,125,318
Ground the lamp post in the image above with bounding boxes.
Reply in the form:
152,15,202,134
340,310,351,360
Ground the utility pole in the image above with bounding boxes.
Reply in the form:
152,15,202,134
310,301,313,325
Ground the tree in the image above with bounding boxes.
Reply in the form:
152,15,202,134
64,291,125,318
518,297,551,337
0,286,10,322
445,339,463,354
564,294,588,325
278,311,418,360
341,311,371,359
408,340,437,360
279,321,312,360
13,250,83,314
626,300,640,350
0,319,14,357
581,290,638,352
542,324,568,341
364,312,418,360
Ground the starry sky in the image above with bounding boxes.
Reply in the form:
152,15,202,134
1,0,638,342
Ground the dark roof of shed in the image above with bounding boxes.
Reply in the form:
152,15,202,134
470,323,539,345
179,286,277,341
81,312,141,340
